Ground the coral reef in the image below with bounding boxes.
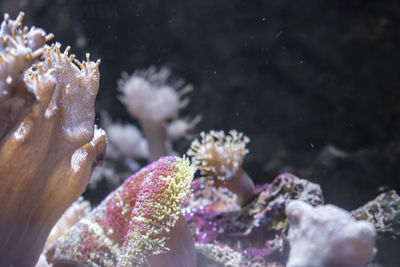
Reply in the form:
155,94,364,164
0,12,105,266
187,130,255,205
286,200,376,267
0,6,393,266
47,156,196,267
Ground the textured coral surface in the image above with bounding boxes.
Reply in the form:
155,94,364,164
0,12,105,266
48,156,195,267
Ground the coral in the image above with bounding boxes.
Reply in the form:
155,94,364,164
167,115,202,141
118,66,197,161
47,156,196,267
286,200,376,267
106,122,149,160
187,130,255,205
0,12,105,266
195,243,283,267
44,197,91,249
186,172,323,266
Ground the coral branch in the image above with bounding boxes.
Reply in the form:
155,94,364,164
0,12,105,266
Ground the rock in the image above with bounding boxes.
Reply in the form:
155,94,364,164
186,172,323,266
286,200,376,267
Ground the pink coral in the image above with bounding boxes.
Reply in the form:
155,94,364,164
48,156,196,267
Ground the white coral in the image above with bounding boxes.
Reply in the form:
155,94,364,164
107,123,149,159
118,67,185,123
118,66,196,161
286,200,376,267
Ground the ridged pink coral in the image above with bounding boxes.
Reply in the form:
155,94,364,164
48,156,196,267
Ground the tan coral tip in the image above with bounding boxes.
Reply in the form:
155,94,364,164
45,33,54,42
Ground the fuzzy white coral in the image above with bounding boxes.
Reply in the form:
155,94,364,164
118,66,196,161
118,67,187,123
167,115,202,141
286,200,376,267
107,123,149,159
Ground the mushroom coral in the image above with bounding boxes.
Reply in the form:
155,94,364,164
0,12,106,266
48,156,196,267
187,130,255,205
118,67,195,161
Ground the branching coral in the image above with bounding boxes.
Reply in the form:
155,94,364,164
187,130,255,205
118,66,198,161
286,200,376,267
48,156,196,267
0,12,105,266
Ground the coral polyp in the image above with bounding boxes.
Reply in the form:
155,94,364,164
188,130,255,205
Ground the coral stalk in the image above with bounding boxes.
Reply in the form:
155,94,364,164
118,67,194,161
140,118,168,161
0,12,105,266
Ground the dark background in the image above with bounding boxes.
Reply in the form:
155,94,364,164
2,0,400,210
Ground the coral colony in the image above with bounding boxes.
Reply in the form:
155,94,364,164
0,12,105,266
187,130,255,206
46,156,196,267
118,67,198,162
0,11,396,267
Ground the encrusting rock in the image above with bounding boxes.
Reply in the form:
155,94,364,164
186,172,324,266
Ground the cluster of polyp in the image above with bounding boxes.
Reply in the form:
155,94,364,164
49,156,196,267
188,130,255,205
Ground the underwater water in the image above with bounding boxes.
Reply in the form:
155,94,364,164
0,0,399,266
